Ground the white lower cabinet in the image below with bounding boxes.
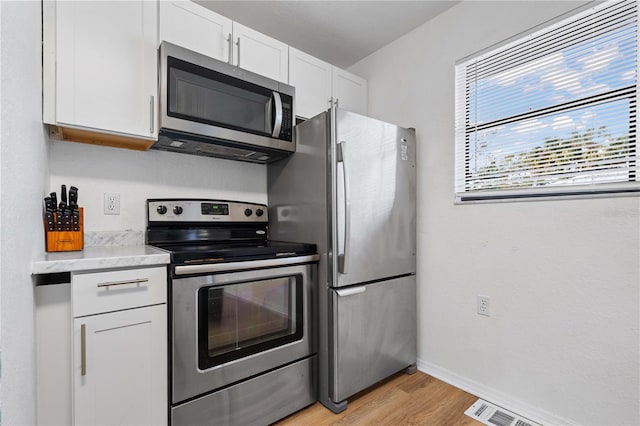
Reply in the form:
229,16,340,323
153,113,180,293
71,266,168,426
35,266,168,426
73,305,167,426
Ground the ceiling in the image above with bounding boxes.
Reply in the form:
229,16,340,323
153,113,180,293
195,1,458,69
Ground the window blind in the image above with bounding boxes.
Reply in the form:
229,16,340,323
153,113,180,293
454,0,639,201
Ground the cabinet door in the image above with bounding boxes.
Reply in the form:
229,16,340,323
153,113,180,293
73,305,167,426
159,1,232,62
332,67,368,115
56,1,158,139
232,22,289,83
289,47,332,119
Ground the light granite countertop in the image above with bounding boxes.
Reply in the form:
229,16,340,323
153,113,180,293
31,245,170,275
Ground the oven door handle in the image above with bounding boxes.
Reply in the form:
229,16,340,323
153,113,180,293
174,254,320,275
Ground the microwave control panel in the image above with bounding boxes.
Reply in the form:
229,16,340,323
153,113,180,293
279,94,294,142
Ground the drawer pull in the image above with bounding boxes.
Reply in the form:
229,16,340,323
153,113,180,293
81,323,87,376
96,278,149,288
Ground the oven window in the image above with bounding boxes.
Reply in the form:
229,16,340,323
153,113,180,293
197,275,303,370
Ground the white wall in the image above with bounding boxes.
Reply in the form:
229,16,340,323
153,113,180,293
350,2,640,425
0,1,49,424
49,141,267,232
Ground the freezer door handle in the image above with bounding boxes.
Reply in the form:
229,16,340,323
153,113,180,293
335,286,365,297
337,141,351,274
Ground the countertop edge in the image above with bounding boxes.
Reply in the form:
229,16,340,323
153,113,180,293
31,246,171,275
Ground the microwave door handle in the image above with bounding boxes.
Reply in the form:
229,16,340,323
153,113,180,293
271,91,283,138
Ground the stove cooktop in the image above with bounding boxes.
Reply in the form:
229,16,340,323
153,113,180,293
152,240,317,265
146,199,316,265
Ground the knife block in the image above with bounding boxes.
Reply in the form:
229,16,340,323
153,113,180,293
44,207,84,252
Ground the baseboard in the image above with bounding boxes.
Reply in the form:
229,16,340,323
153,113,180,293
417,358,577,426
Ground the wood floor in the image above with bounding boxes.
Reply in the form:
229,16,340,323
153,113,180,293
276,371,484,425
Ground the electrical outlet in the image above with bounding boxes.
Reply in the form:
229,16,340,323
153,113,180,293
104,193,120,215
477,295,491,316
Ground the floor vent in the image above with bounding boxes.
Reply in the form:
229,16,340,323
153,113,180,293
465,399,541,426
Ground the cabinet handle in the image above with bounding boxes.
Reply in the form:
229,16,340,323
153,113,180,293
81,324,87,376
97,278,149,288
236,37,241,66
227,33,232,64
149,95,155,134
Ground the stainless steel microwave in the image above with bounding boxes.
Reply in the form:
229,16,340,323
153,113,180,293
153,41,295,164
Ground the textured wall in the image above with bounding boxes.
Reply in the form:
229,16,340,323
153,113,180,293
350,2,640,425
49,140,267,232
0,1,49,424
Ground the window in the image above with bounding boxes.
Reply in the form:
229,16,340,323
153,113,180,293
454,0,639,201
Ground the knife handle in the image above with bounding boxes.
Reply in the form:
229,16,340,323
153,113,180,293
72,210,80,231
69,186,78,207
61,185,67,203
45,211,55,231
50,192,57,209
63,211,71,231
55,209,63,231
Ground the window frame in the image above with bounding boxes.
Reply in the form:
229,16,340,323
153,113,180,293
454,0,640,203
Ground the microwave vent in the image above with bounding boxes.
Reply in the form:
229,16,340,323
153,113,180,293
152,132,282,164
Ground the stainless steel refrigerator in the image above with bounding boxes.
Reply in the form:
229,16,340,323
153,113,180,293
268,106,416,413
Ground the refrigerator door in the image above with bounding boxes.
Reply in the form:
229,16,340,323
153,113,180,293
330,275,417,403
334,109,416,288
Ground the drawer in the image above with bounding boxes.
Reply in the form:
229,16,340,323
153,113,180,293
72,266,167,317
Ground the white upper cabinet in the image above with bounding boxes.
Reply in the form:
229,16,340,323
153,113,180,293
288,47,368,119
159,1,232,62
232,22,289,83
332,66,368,116
158,3,288,83
42,0,365,148
289,47,332,119
48,1,158,139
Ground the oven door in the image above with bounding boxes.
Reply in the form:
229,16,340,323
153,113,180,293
171,261,315,404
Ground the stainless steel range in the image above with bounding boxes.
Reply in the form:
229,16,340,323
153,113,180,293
146,199,318,426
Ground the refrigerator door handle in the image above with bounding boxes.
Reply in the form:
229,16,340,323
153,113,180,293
337,140,351,274
335,286,365,297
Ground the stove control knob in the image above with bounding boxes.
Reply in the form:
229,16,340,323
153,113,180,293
173,206,183,215
244,208,253,217
156,205,167,215
255,208,264,217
